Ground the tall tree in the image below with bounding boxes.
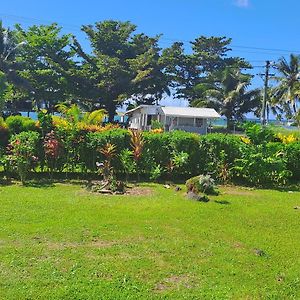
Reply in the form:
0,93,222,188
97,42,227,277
162,36,249,103
70,20,170,121
0,21,30,91
15,24,74,112
0,71,7,114
272,54,300,119
191,67,261,129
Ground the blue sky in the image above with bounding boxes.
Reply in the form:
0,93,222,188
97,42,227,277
1,0,300,107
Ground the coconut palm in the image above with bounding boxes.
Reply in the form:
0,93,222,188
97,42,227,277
56,103,106,125
191,67,261,129
273,54,300,119
0,21,30,89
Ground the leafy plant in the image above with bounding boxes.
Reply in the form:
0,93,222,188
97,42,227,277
166,151,189,177
151,120,164,130
233,145,291,186
129,130,144,181
6,115,37,134
119,149,135,181
150,164,163,181
97,143,117,181
43,131,64,176
5,131,39,184
186,174,218,195
38,110,53,137
244,123,275,145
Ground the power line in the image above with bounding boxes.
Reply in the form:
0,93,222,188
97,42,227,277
1,13,300,56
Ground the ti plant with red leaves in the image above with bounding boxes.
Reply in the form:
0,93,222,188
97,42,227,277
97,143,117,182
129,130,144,181
43,131,63,177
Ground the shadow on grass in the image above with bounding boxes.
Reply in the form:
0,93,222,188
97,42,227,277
230,179,300,193
23,180,55,188
215,200,231,205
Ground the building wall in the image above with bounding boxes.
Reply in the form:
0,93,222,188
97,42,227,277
128,107,210,134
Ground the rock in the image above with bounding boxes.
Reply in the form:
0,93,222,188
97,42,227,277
164,184,171,189
186,191,209,202
253,248,266,257
288,191,294,193
294,206,300,210
175,186,182,192
186,191,200,200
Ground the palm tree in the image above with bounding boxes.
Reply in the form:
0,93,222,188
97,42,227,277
273,54,300,119
0,21,30,90
191,68,261,129
56,103,106,125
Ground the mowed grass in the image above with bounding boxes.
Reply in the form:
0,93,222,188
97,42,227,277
1,183,300,299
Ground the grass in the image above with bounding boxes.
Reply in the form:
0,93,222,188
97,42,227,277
1,183,300,299
271,125,300,138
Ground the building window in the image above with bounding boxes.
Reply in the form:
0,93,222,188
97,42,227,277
195,118,203,127
178,117,194,126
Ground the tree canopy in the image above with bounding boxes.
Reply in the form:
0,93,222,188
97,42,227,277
0,19,298,126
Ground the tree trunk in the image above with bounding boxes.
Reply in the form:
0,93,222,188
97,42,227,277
226,117,232,132
107,105,116,123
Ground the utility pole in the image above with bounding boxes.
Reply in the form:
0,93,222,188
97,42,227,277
261,60,271,125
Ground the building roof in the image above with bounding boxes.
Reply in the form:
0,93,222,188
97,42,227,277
125,105,221,119
125,105,158,115
160,106,221,118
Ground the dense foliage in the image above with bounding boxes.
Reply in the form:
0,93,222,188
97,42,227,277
0,116,299,186
2,20,295,128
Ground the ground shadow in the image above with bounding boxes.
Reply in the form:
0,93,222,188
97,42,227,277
23,180,55,188
215,200,231,205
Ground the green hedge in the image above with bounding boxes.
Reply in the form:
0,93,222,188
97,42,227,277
0,125,300,185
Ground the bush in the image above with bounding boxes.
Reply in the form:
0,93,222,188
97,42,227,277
198,134,245,180
4,131,40,184
244,123,275,145
6,115,38,134
285,142,300,180
186,174,218,195
0,117,9,148
233,144,291,186
84,129,131,171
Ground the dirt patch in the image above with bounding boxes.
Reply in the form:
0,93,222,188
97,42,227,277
46,239,116,250
221,186,255,196
89,239,116,248
47,242,80,250
154,274,194,292
76,186,153,197
126,187,153,196
233,242,245,249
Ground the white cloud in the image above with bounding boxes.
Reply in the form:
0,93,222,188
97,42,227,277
234,0,250,8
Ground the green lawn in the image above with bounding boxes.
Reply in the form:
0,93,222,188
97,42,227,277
1,183,300,299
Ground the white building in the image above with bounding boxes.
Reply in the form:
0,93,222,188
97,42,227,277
125,105,221,134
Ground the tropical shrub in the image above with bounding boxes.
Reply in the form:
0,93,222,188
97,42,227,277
130,130,144,181
43,131,64,175
119,149,135,181
198,134,245,179
4,131,39,184
169,130,200,175
0,117,9,148
233,145,291,186
285,142,300,180
186,174,218,195
84,129,130,171
6,115,38,134
97,143,117,181
244,123,275,145
151,120,164,130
